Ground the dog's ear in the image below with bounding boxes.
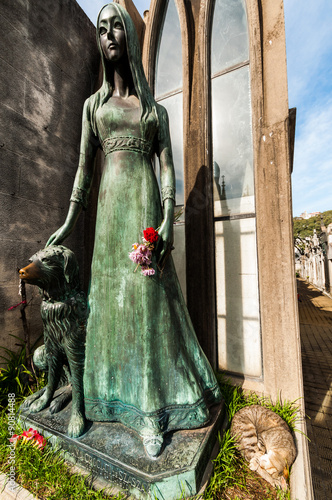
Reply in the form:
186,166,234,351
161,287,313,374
63,248,79,286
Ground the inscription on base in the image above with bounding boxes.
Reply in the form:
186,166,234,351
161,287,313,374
70,447,147,493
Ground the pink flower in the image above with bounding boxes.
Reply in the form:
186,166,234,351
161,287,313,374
141,266,155,276
9,434,21,448
129,244,152,266
129,228,159,277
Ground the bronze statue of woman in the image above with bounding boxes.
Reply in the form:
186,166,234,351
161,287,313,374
47,1,221,459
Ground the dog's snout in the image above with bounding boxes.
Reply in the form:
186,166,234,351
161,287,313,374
19,262,41,281
19,267,29,278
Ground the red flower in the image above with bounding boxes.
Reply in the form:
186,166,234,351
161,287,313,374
32,433,47,450
9,428,47,451
143,227,159,244
22,428,38,442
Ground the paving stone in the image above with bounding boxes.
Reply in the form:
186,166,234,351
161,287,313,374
297,279,332,500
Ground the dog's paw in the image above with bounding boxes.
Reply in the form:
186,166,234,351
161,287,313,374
29,394,50,413
50,388,72,414
67,412,86,438
21,388,47,410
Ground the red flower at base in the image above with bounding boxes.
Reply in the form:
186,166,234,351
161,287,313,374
143,227,159,244
9,428,47,451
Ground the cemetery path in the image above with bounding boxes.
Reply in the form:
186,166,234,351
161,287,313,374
297,279,332,500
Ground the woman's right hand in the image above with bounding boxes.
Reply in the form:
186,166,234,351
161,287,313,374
46,201,82,247
46,223,72,247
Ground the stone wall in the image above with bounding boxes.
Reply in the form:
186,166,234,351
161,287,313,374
0,0,99,362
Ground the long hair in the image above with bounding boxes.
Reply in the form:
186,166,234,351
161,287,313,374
90,2,158,136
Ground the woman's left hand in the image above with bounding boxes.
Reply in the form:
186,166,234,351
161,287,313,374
156,217,174,270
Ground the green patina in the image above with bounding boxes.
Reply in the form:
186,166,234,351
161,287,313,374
46,2,221,459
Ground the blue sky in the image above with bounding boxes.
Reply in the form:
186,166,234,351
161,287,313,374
76,0,331,217
284,0,332,217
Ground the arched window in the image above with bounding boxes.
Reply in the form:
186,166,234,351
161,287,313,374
154,0,187,299
154,0,184,206
144,0,262,374
142,4,306,446
211,0,261,377
211,0,253,215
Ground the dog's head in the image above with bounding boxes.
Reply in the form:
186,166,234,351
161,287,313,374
19,245,81,298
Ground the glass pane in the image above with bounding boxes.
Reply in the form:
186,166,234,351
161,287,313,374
212,66,254,216
211,0,249,76
215,217,261,377
155,0,183,97
157,93,184,205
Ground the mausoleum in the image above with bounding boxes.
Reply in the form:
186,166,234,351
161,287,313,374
0,0,312,498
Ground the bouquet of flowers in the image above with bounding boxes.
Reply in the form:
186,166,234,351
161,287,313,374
129,227,159,276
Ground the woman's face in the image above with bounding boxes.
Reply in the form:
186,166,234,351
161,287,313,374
99,4,126,63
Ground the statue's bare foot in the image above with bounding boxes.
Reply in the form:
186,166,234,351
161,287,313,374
29,393,51,413
67,411,86,438
143,435,163,459
49,386,72,414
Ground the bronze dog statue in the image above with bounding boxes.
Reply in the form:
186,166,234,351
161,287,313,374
19,245,87,438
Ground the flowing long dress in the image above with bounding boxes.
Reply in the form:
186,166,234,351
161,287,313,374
83,96,221,439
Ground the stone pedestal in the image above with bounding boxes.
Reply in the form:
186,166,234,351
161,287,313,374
19,398,224,499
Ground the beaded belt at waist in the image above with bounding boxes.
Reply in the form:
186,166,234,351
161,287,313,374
102,136,153,156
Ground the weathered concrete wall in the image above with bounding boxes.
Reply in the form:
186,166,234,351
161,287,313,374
0,0,99,361
250,2,313,498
